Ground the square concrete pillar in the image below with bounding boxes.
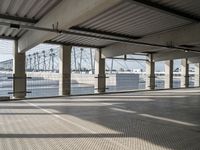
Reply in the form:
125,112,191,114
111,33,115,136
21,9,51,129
180,59,189,88
95,49,106,93
164,60,173,89
194,63,200,87
146,53,155,90
59,45,72,96
13,40,26,99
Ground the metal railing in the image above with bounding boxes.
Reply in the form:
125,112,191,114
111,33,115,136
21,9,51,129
26,73,60,98
0,72,13,98
71,73,96,95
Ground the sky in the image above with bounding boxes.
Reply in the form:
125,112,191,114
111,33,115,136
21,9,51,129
0,39,14,61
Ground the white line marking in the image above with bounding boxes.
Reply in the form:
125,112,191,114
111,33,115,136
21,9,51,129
139,114,199,127
110,107,198,127
25,101,95,133
23,100,132,150
111,107,136,114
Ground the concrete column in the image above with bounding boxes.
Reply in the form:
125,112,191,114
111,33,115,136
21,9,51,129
164,60,173,89
194,63,200,87
180,59,189,88
146,53,155,90
13,40,26,99
95,49,106,93
59,45,72,96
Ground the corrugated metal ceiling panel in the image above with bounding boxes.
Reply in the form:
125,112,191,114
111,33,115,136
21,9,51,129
78,1,191,36
151,0,200,17
0,26,26,38
50,34,115,47
0,0,61,20
0,0,61,39
0,19,29,38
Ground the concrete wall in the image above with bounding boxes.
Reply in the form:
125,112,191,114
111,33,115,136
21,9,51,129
107,73,139,89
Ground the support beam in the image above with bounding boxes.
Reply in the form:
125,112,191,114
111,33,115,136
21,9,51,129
188,57,200,64
194,63,200,87
101,43,160,58
13,40,26,99
18,0,121,52
180,59,189,88
106,57,147,61
59,45,72,96
164,60,173,89
95,49,106,93
46,40,102,49
146,53,155,90
0,35,17,40
153,50,200,62
0,14,37,23
70,26,141,39
129,0,200,22
102,42,200,60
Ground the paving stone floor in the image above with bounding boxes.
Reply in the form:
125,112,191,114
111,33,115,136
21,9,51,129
0,88,200,150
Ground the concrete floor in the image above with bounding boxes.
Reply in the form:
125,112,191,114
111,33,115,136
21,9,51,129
0,88,200,150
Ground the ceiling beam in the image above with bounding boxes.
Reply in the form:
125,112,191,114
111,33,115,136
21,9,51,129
0,21,199,53
129,0,200,22
101,42,165,58
188,57,200,64
0,14,38,24
0,35,16,40
45,41,102,49
106,57,147,61
70,26,142,39
153,50,200,61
